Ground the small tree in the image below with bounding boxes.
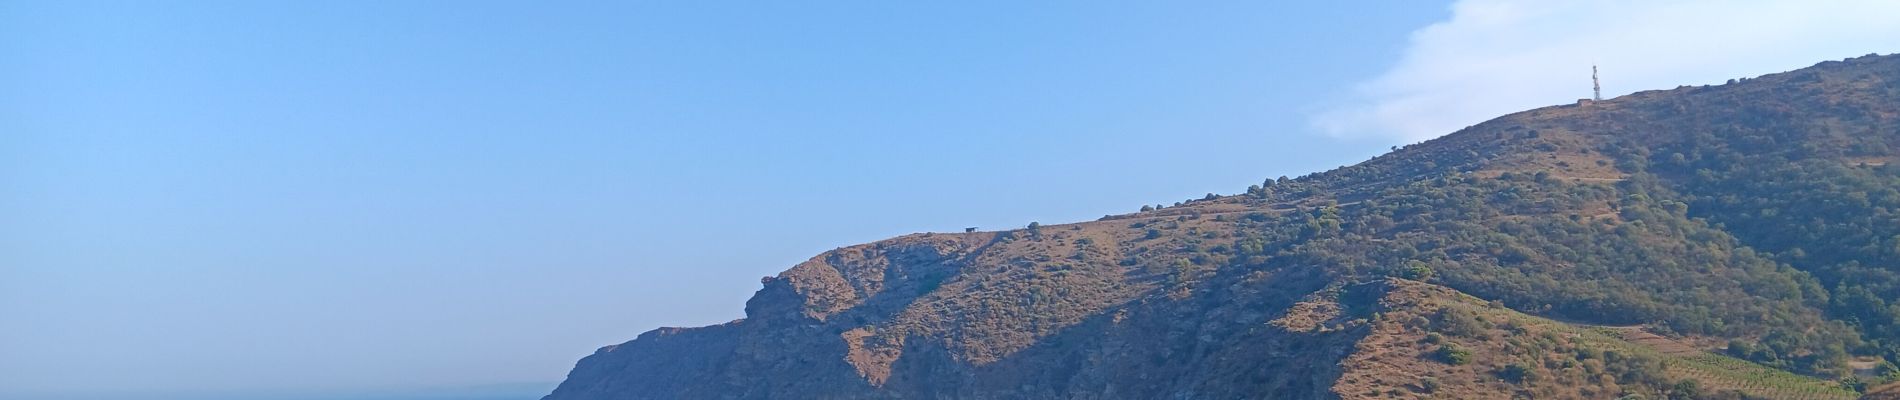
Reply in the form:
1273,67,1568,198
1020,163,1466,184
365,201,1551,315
1667,379,1700,400
1497,363,1535,383
1400,261,1434,281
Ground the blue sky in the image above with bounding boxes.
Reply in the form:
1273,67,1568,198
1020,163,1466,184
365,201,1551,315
4,1,1896,398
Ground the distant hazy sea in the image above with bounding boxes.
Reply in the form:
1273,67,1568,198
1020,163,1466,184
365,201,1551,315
4,382,557,400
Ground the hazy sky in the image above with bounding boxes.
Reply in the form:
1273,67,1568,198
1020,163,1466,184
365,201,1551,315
3,1,1895,398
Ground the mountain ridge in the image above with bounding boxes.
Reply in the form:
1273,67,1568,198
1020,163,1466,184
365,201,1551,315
546,52,1900,399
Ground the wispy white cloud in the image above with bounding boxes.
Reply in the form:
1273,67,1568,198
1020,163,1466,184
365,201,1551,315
1314,0,1900,142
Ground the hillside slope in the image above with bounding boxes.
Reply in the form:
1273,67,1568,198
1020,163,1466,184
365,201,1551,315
544,53,1900,399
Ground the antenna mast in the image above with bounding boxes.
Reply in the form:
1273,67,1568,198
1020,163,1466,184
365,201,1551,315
1592,65,1602,101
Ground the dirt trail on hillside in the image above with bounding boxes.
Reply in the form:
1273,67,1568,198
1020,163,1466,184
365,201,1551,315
1609,327,1702,356
1545,317,1702,356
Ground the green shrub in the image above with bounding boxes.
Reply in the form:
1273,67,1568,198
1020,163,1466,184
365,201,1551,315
1433,308,1489,338
1435,344,1472,365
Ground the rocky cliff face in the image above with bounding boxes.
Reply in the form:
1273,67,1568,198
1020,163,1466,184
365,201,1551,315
545,53,1900,399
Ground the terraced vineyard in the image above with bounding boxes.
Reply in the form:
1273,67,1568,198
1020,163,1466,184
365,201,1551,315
1668,353,1859,400
1489,304,1858,400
